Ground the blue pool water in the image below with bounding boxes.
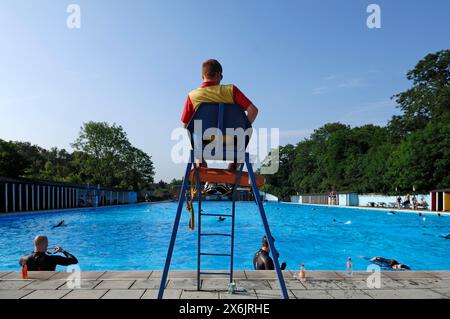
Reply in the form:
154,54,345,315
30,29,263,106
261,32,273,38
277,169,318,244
0,202,449,271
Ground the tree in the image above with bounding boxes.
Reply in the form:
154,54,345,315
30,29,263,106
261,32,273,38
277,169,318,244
386,122,450,193
389,50,450,140
0,139,27,178
71,121,154,190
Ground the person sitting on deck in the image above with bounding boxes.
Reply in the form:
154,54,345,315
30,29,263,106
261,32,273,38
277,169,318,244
253,236,287,271
19,235,78,271
181,59,259,170
417,198,428,209
370,256,410,270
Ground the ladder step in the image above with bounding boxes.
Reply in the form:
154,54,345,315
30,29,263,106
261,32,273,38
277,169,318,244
199,272,231,276
200,252,231,257
200,233,232,237
200,213,233,217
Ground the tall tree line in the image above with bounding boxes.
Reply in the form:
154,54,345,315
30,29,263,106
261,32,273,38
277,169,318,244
0,122,154,191
262,50,450,199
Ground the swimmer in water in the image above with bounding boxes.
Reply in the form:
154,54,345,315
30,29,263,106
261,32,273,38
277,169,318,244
52,220,65,229
253,236,286,270
388,211,396,215
19,235,78,271
440,234,450,239
218,216,226,222
370,257,410,270
333,219,352,225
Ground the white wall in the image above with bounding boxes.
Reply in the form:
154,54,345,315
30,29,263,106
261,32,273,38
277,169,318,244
358,194,430,207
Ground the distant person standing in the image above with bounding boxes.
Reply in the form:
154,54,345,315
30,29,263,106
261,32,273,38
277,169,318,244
19,235,78,271
396,196,402,209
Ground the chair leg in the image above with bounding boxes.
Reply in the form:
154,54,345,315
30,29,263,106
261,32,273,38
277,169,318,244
157,162,192,299
245,156,289,300
230,163,244,284
194,166,202,291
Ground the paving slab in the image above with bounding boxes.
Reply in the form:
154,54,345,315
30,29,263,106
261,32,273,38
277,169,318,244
98,271,151,280
297,280,341,290
301,271,344,280
384,271,439,280
254,289,295,299
219,290,258,299
429,271,450,280
0,272,11,279
22,280,66,290
327,289,373,299
167,278,198,289
149,270,196,279
362,288,446,299
57,280,101,290
1,271,57,280
51,271,105,280
150,270,246,279
0,280,34,289
180,290,219,299
395,279,450,289
290,289,333,299
235,280,272,290
130,279,163,289
200,279,229,290
430,288,450,298
0,290,34,299
245,270,292,279
101,289,145,299
62,289,108,299
95,280,135,289
268,279,306,290
335,278,406,290
22,289,71,299
142,289,182,299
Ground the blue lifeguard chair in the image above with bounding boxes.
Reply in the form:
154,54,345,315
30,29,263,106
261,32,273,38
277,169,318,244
157,103,288,299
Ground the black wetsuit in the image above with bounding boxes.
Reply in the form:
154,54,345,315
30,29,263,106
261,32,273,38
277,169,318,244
253,249,274,270
20,251,78,271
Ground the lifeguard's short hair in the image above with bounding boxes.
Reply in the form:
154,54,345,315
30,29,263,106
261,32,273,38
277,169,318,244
202,59,223,78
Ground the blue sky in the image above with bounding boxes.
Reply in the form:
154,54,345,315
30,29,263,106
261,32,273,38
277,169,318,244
0,0,449,181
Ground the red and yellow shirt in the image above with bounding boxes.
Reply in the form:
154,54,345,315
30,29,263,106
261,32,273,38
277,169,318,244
181,81,253,125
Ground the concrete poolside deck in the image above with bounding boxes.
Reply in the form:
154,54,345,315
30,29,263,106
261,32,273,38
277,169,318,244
1,270,449,299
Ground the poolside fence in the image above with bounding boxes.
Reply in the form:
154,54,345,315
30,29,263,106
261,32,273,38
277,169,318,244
0,176,137,214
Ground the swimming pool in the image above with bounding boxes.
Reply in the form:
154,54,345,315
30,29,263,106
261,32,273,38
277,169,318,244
0,202,449,271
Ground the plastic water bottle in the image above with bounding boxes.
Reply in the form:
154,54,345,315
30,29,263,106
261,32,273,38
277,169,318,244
21,264,28,280
346,257,353,277
299,264,306,283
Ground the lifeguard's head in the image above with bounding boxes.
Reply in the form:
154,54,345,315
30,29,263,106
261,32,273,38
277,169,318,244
202,59,223,83
34,235,48,253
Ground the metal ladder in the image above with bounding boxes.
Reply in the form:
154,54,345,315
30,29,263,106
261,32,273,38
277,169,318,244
193,162,243,290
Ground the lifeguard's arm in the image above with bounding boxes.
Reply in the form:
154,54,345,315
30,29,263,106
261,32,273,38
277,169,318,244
181,96,195,129
246,104,258,124
232,86,258,124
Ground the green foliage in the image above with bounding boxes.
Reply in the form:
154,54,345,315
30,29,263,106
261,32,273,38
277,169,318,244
262,50,450,197
0,140,28,178
0,122,155,191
